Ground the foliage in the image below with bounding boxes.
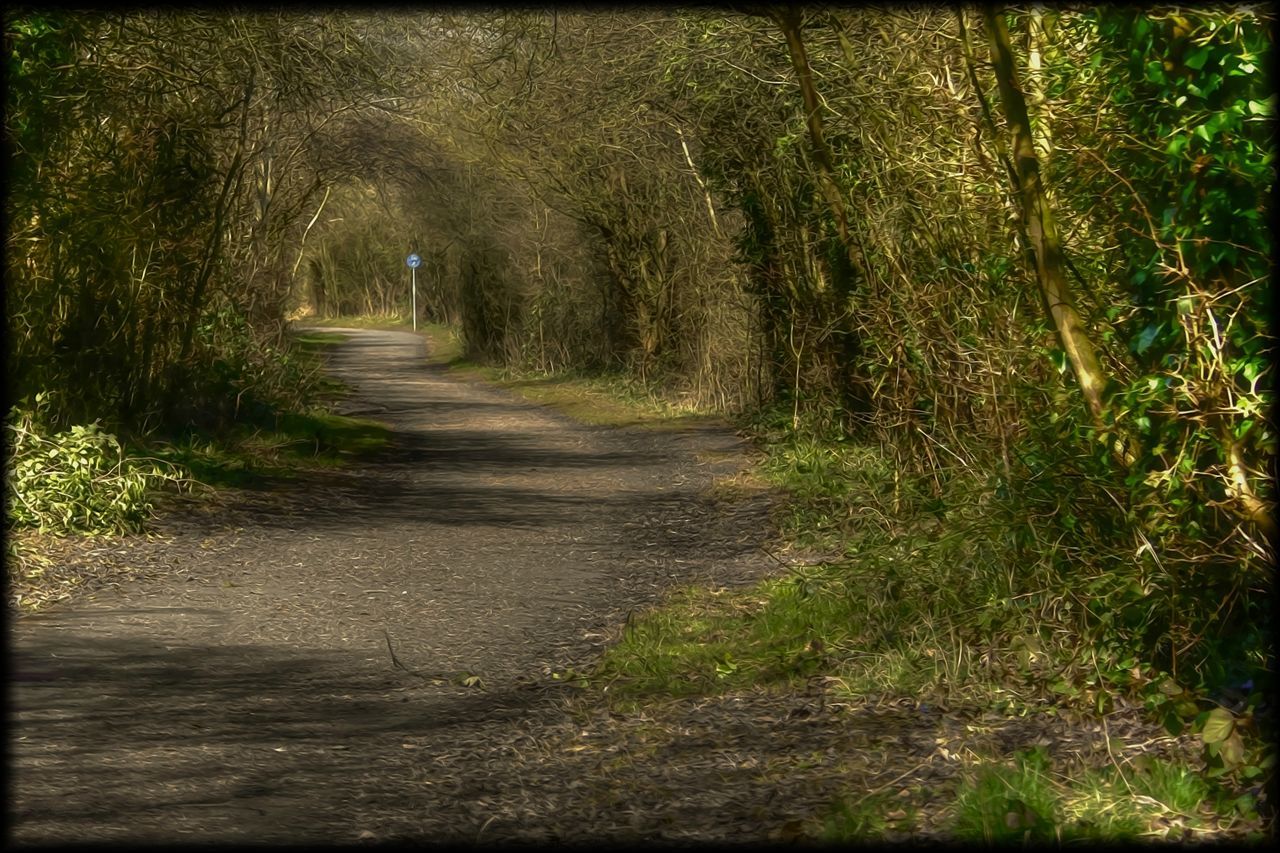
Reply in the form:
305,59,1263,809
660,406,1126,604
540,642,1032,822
169,296,330,431
1041,7,1274,675
5,393,185,535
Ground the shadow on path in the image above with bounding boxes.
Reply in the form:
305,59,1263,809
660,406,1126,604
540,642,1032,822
11,621,570,842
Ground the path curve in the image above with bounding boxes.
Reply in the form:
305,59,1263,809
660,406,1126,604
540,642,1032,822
9,328,775,843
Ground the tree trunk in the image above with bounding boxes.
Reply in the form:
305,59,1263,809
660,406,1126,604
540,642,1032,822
982,8,1108,425
176,71,255,369
770,8,870,286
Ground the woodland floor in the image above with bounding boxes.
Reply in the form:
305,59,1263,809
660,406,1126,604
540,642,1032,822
8,329,1192,843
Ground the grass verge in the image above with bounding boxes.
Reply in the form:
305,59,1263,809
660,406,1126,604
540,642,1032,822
138,410,390,490
822,746,1231,842
140,326,389,488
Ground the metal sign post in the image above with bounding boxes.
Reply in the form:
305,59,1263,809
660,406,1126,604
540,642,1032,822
406,252,422,331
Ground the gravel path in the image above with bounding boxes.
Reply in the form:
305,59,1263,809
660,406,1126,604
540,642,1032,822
8,327,783,843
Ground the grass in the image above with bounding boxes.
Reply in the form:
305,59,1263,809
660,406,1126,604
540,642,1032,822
593,553,987,711
820,747,1235,842
132,325,388,489
947,747,1225,843
950,747,1063,843
590,418,1022,710
483,372,723,431
135,410,390,490
292,330,350,346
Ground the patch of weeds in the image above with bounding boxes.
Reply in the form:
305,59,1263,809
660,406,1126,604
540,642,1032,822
453,361,722,432
596,566,892,700
271,411,390,460
1059,759,1212,840
746,416,902,554
594,586,747,698
821,791,902,841
951,747,1061,843
594,536,1020,708
947,748,1230,842
501,373,687,428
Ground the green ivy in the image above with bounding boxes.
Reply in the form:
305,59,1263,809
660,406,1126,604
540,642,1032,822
1077,10,1272,599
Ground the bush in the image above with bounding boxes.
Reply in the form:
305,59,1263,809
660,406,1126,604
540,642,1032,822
5,393,185,535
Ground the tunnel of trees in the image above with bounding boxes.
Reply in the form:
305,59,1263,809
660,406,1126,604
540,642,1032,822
6,9,1272,721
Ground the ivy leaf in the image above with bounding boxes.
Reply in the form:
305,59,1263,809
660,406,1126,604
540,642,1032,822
1183,45,1211,70
1220,730,1245,767
1201,707,1235,745
1239,357,1263,383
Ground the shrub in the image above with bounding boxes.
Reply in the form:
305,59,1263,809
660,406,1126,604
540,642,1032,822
5,393,185,535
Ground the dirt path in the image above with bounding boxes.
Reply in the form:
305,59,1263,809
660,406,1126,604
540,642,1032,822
8,328,780,843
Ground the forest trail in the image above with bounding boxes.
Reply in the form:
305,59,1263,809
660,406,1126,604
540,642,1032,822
9,328,777,842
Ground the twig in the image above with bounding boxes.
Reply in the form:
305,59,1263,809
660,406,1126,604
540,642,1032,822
383,629,415,674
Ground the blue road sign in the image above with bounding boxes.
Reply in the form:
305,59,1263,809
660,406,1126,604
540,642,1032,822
406,253,421,269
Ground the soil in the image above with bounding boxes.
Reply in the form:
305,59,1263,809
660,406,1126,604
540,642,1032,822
7,328,1198,843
